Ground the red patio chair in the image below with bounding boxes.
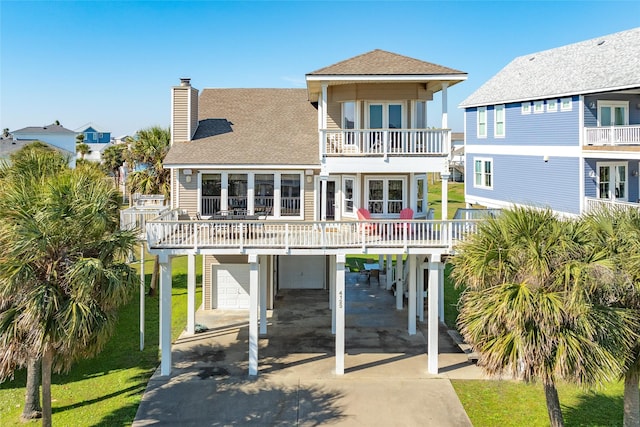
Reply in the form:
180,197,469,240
356,208,378,235
394,208,414,238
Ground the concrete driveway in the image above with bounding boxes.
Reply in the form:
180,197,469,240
133,273,486,426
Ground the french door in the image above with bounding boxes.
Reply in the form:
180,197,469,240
597,162,627,201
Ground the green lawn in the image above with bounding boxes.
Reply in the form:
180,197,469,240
428,180,465,219
0,252,201,426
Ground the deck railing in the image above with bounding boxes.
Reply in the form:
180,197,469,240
145,212,479,252
120,205,171,239
584,125,640,146
584,197,640,213
322,129,450,156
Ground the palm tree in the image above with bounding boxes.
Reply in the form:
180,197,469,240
125,126,171,296
101,144,126,187
450,206,639,427
76,142,90,159
0,155,138,427
583,207,640,427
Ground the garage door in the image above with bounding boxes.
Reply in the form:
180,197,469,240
213,264,250,309
279,255,325,289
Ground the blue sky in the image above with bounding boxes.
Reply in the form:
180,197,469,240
1,1,638,137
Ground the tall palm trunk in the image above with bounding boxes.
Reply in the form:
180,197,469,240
624,370,640,427
544,382,565,427
20,357,42,421
41,347,53,427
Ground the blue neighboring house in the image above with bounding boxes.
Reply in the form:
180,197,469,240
459,27,640,216
77,124,111,143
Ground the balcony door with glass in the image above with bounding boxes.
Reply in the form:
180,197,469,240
597,162,627,201
598,102,628,127
367,103,403,153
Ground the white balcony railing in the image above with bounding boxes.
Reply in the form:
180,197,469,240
145,212,478,252
584,197,640,213
584,125,640,146
322,129,450,156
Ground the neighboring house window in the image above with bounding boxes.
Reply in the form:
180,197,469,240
365,177,406,215
597,162,627,201
560,97,572,111
534,101,544,114
201,174,222,215
477,107,487,138
255,174,274,215
342,102,355,129
474,158,493,189
494,105,505,137
547,99,558,112
343,176,355,216
414,175,426,215
521,102,531,114
281,174,301,216
598,101,629,127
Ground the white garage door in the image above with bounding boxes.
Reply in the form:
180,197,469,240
279,255,325,289
213,264,250,309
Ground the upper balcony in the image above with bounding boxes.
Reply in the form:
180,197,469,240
322,128,450,157
584,125,640,151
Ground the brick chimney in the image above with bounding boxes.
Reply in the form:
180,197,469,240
171,78,199,144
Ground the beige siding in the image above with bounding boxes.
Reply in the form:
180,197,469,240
172,87,189,143
329,83,432,102
177,170,198,216
326,101,340,130
304,176,315,221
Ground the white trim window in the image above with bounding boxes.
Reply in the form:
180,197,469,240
597,100,629,127
366,102,404,129
414,175,427,216
494,105,505,138
342,101,356,129
342,176,356,216
474,158,493,189
365,177,406,216
534,101,544,114
560,97,572,111
521,102,531,114
477,106,487,138
547,99,558,112
597,161,627,201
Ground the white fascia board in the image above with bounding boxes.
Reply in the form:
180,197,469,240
460,83,640,109
465,145,582,157
463,195,578,218
163,163,320,170
582,150,640,161
306,74,468,82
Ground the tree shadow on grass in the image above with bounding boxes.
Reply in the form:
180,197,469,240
562,390,623,426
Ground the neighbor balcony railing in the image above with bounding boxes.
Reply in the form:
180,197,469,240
145,209,478,252
584,197,640,213
584,125,640,146
322,129,450,156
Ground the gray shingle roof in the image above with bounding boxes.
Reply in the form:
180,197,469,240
164,89,319,167
307,49,465,76
460,27,640,108
12,123,76,135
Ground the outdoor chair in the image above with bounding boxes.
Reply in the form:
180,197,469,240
394,208,414,239
356,208,378,235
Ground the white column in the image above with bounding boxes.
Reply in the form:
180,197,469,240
441,82,449,129
335,254,346,375
186,253,196,335
249,254,259,376
139,244,145,351
438,262,445,323
159,254,172,376
330,255,336,334
321,84,328,129
428,255,441,374
386,254,393,290
260,255,268,335
247,172,255,214
441,173,450,220
395,255,403,310
418,261,425,322
321,178,327,221
408,255,416,335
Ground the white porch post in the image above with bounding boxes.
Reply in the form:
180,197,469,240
386,254,393,290
418,260,425,322
159,254,172,376
260,255,268,335
441,173,450,221
395,255,403,309
441,82,449,129
186,253,196,335
407,255,416,335
249,254,259,376
335,254,346,375
428,255,441,374
330,255,336,334
438,261,445,323
139,244,145,351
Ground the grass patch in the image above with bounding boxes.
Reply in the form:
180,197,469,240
428,180,465,219
452,379,624,427
0,252,201,426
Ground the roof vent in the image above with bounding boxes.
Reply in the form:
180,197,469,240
180,78,191,87
597,40,605,46
529,56,535,61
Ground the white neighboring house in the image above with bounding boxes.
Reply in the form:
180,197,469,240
11,123,76,167
84,142,114,163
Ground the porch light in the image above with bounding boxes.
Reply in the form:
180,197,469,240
633,170,639,177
